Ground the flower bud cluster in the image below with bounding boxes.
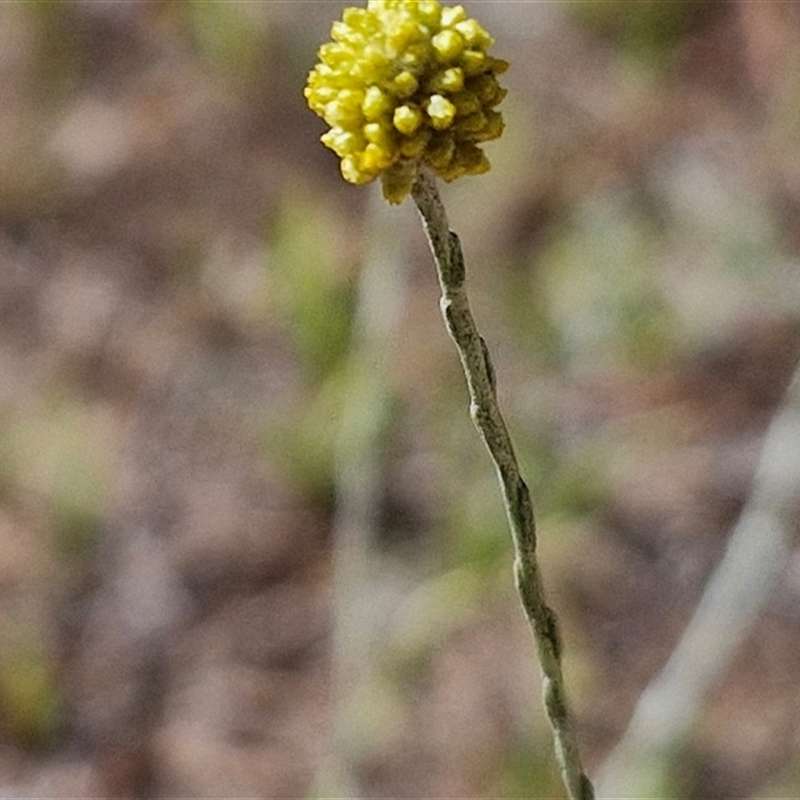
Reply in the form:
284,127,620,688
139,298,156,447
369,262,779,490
305,0,508,203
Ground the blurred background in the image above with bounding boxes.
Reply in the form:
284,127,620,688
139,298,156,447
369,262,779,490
1,1,800,797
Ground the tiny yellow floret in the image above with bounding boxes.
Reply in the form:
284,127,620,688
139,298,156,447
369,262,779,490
393,105,423,136
304,0,508,203
431,67,464,93
392,70,419,97
440,5,467,27
427,95,457,130
432,29,465,61
362,86,392,120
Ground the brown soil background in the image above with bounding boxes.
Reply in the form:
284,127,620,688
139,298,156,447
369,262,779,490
1,3,800,798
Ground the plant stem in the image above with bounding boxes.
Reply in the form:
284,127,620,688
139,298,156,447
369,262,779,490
411,167,594,800
597,359,800,798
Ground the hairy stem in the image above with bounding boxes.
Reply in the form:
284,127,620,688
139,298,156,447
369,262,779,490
411,167,594,800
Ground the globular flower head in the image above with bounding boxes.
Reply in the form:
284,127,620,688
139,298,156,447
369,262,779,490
305,0,508,203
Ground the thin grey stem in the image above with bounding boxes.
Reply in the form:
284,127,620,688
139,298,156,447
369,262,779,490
597,358,800,798
411,167,594,800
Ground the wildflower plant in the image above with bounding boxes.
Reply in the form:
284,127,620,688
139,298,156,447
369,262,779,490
306,3,595,799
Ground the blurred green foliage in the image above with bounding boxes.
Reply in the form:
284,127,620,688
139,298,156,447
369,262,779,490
494,736,567,800
0,390,107,559
24,2,88,104
183,1,264,77
0,642,62,750
539,195,674,368
265,191,357,502
270,192,356,383
571,0,723,68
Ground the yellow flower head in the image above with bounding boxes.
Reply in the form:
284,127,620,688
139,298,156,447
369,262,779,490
304,0,508,203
